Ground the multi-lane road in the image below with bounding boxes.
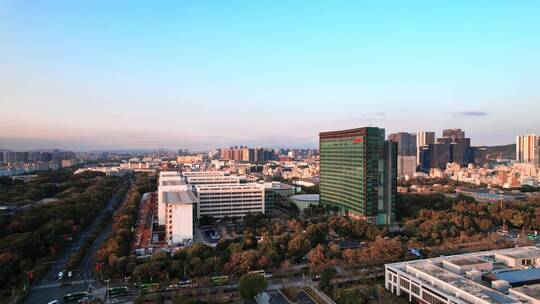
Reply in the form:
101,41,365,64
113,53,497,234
25,178,132,304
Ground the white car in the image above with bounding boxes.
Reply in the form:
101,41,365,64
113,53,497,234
48,301,59,304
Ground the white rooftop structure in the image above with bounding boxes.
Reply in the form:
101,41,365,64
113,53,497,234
157,174,188,225
182,171,225,177
185,175,240,186
385,246,540,304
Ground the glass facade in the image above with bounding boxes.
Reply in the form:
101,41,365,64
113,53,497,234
319,127,396,225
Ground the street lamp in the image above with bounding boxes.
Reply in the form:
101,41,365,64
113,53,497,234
105,279,110,303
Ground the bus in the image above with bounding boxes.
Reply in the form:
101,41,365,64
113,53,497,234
108,286,128,298
210,276,228,285
249,270,265,275
140,283,159,295
63,292,87,302
249,270,272,278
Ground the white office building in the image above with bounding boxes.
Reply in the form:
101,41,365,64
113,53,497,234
158,178,188,225
385,246,540,304
162,190,197,245
195,183,265,219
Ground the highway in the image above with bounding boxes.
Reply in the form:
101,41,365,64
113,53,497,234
24,178,132,304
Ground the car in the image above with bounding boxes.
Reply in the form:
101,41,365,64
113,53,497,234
47,301,59,304
263,272,272,278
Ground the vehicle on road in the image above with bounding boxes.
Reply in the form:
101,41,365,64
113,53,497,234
77,297,89,304
167,280,193,290
249,270,272,278
63,292,87,303
108,286,128,298
211,275,229,285
140,283,159,295
47,301,59,304
178,280,193,288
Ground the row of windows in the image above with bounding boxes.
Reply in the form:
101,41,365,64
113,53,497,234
199,200,264,204
199,204,263,209
198,194,263,198
200,210,262,216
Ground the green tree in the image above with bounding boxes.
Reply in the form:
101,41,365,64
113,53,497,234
320,266,336,294
237,273,267,299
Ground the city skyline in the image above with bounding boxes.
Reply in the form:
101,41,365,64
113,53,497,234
2,1,540,150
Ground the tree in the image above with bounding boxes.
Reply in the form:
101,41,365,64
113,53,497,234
320,266,336,294
237,273,267,299
199,215,216,226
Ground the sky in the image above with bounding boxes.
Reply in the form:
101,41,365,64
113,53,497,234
1,1,539,151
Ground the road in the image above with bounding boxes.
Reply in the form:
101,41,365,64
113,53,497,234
24,178,132,304
98,274,321,304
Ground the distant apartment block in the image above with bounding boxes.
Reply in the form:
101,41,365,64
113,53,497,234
516,134,539,164
218,146,275,162
397,155,417,177
416,131,435,163
419,129,473,171
388,132,417,156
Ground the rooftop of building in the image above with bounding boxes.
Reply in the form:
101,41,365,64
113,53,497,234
494,268,540,285
511,284,540,300
182,171,225,177
319,127,382,139
386,246,540,304
186,175,238,180
160,180,186,186
271,182,295,190
456,188,528,198
195,183,264,190
159,171,180,177
162,190,197,205
495,247,540,260
446,256,491,267
408,261,518,304
290,194,320,202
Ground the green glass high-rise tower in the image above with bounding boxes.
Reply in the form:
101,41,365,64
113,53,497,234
319,127,397,225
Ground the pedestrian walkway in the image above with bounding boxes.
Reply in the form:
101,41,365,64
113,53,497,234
32,280,95,290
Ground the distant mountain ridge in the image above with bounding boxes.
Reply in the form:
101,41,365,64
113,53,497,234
473,144,515,163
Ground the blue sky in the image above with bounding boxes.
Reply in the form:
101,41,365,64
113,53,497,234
1,1,539,151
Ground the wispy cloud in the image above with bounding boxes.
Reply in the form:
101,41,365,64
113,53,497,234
453,110,488,117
